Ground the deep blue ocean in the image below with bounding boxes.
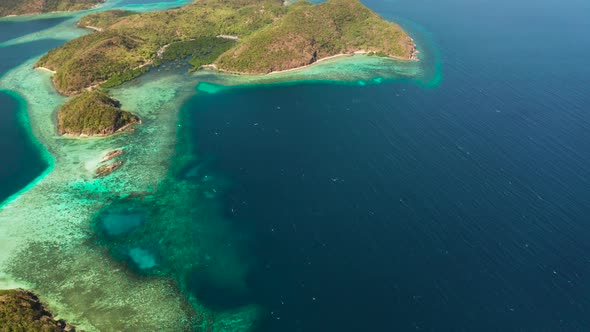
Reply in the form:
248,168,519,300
0,17,64,203
2,0,590,330
181,0,590,330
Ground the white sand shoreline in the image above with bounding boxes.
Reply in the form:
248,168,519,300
80,24,103,32
36,66,56,74
206,50,417,77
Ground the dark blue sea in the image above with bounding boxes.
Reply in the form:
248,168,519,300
0,91,48,204
2,0,590,330
0,17,62,203
180,0,590,330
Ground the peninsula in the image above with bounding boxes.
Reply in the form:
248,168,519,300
38,0,416,94
36,0,416,136
0,0,103,17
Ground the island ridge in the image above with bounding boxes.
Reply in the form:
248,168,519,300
38,0,416,94
0,0,104,17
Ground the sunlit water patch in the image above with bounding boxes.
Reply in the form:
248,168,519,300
0,17,69,43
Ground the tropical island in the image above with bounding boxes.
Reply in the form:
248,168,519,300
58,90,139,136
0,0,103,17
35,0,416,137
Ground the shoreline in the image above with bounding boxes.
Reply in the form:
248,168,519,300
268,51,372,75
208,49,418,76
0,56,207,330
80,24,103,32
46,48,419,95
60,117,141,138
36,66,56,74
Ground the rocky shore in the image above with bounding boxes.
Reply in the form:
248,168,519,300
101,149,124,163
0,289,76,331
96,160,124,177
408,39,420,61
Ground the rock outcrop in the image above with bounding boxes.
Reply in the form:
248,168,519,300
96,160,124,177
58,91,139,137
0,289,76,331
101,149,124,163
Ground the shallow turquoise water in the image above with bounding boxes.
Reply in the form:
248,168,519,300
0,0,194,205
117,0,179,4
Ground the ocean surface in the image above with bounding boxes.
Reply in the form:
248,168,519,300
0,91,48,204
180,0,590,330
1,0,590,330
0,17,68,203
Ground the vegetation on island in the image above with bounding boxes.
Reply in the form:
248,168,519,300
156,37,237,69
101,65,150,89
57,91,139,136
34,0,415,137
0,0,103,17
0,289,75,331
36,0,288,94
38,30,151,95
216,0,416,73
78,9,138,30
36,0,415,94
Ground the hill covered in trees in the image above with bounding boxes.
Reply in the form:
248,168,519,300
0,0,103,17
37,0,416,94
35,0,415,137
58,91,139,136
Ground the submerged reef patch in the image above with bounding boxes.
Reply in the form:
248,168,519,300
95,207,144,236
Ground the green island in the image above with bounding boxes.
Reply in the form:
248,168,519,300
36,0,416,137
58,90,139,136
0,289,76,331
38,0,416,95
0,0,103,17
